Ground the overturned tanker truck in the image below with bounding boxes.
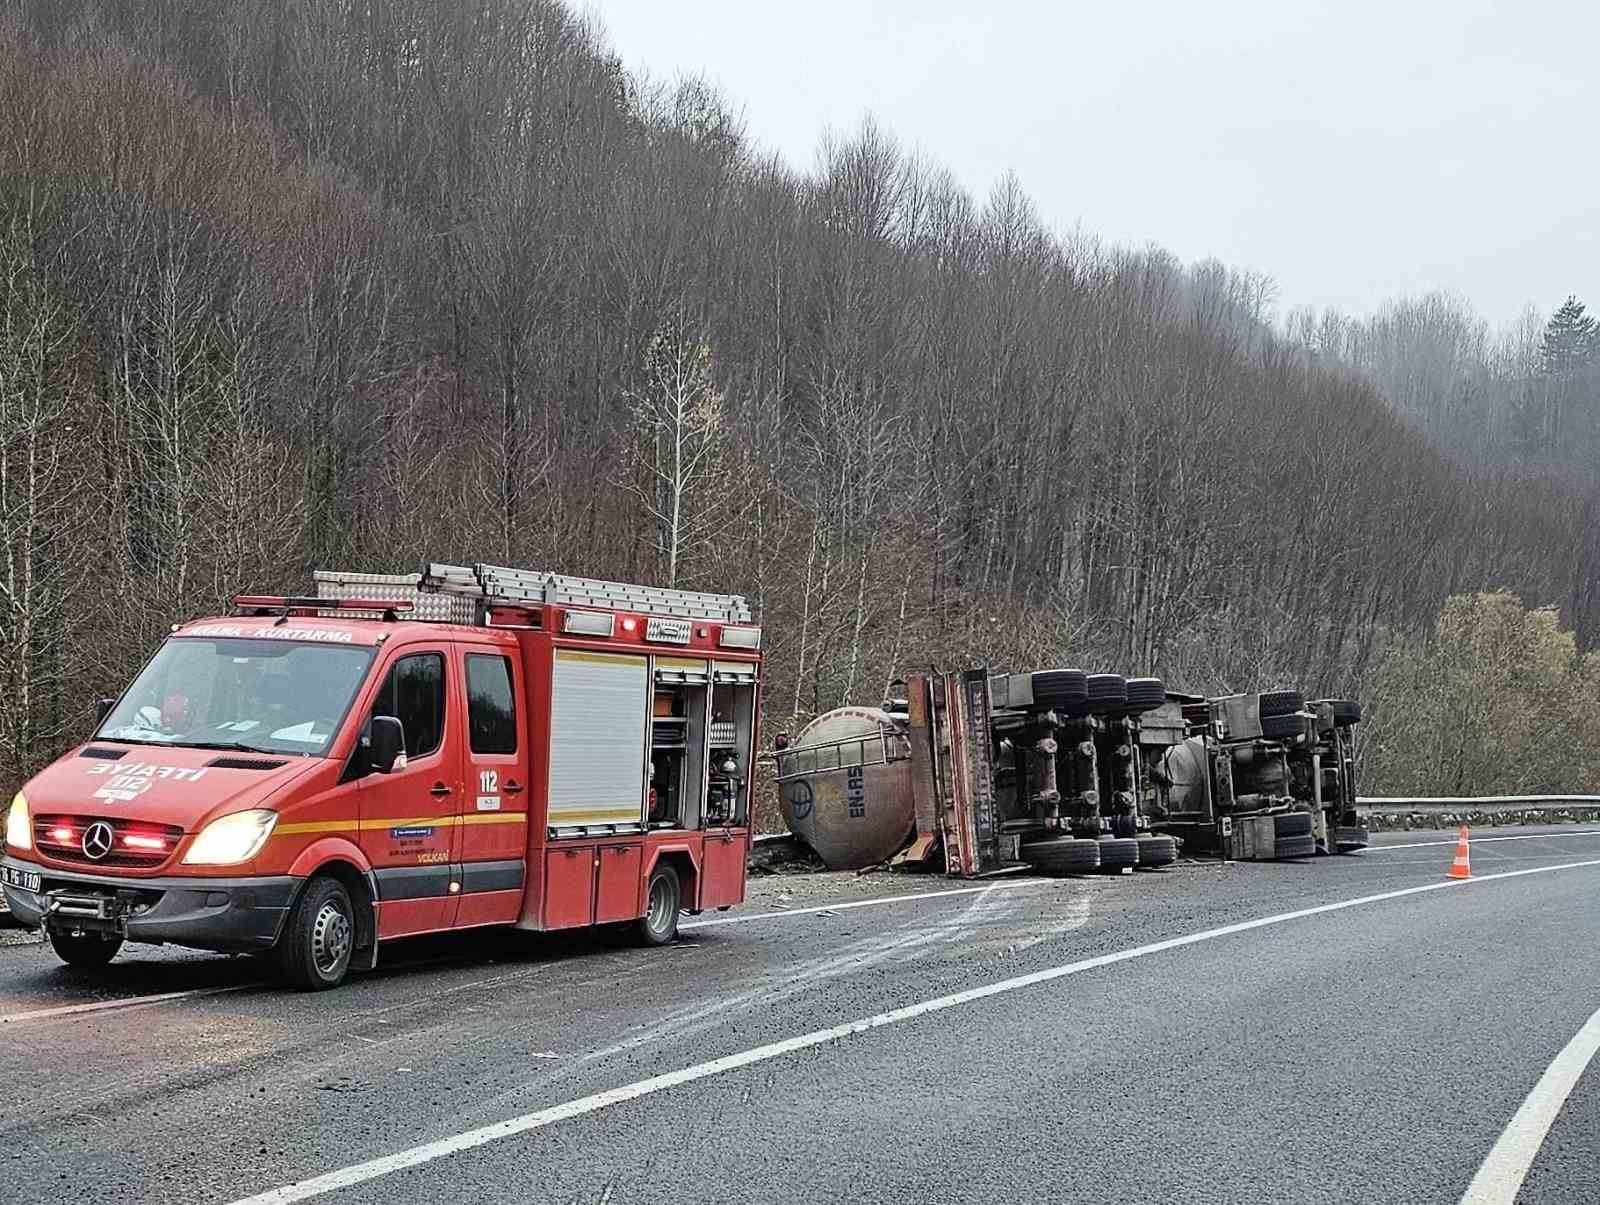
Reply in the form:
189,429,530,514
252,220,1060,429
776,668,1368,878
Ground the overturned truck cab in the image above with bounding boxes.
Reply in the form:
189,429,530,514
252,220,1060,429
1138,690,1367,859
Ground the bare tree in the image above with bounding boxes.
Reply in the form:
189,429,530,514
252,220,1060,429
622,321,729,587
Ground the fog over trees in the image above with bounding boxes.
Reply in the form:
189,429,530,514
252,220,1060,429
1,0,1596,796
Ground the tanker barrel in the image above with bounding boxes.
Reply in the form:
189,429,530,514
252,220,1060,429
778,707,915,870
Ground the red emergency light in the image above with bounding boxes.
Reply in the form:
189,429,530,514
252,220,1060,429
122,834,167,851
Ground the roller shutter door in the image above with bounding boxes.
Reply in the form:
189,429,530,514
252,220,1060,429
548,650,648,830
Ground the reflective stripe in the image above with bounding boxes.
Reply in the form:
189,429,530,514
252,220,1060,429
274,814,529,837
555,650,647,667
546,808,642,824
654,656,708,671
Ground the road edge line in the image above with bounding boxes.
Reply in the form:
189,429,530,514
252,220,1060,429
1459,1001,1600,1204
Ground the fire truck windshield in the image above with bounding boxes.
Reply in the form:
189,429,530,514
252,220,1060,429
96,638,377,757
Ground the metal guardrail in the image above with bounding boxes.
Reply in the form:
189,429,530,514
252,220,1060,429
1359,795,1600,812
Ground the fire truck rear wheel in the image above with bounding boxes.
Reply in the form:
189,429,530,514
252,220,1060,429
636,863,681,947
276,875,355,991
48,929,123,969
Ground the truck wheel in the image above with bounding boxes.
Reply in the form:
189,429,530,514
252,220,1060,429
276,875,355,991
1273,811,1314,838
1335,824,1370,853
1274,833,1318,860
1096,836,1140,871
48,929,123,968
1325,699,1362,726
1258,689,1306,718
1030,668,1088,709
1020,836,1101,874
1122,677,1166,714
1084,673,1128,713
1135,834,1178,868
636,863,681,947
1259,714,1307,739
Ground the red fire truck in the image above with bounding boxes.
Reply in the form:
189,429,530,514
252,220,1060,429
1,564,761,989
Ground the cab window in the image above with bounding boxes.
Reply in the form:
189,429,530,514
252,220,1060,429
372,652,445,758
466,654,517,754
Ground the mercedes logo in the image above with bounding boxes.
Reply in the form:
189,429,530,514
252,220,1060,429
82,821,115,861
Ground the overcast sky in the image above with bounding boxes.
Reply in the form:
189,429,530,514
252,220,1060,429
584,0,1595,328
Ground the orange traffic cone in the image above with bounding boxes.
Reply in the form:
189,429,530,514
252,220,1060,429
1446,825,1471,879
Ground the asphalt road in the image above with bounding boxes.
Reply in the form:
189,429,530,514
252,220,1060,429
3,825,1599,1205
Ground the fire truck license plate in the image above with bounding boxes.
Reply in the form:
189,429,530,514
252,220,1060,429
3,865,41,892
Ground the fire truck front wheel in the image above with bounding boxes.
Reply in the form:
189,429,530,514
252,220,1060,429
635,863,681,947
275,875,355,991
48,929,124,968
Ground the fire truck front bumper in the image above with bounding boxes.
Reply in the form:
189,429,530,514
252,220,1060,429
2,855,298,952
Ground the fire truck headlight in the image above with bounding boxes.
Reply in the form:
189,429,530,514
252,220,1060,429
5,792,30,851
183,810,278,866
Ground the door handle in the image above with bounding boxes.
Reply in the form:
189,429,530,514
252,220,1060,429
430,782,452,798
503,780,524,795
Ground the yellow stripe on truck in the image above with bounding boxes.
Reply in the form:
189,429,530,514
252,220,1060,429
547,808,642,823
556,649,647,667
274,814,530,836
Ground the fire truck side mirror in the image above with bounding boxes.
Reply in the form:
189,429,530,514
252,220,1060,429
368,716,406,775
93,697,116,725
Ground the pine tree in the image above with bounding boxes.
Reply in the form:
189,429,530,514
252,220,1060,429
1541,296,1598,379
1534,296,1599,453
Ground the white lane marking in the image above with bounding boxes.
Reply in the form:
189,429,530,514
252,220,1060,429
1459,1001,1600,1204
1370,830,1600,852
223,855,1600,1205
680,879,1051,929
0,983,256,1024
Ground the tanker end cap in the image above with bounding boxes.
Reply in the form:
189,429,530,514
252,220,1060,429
779,706,914,871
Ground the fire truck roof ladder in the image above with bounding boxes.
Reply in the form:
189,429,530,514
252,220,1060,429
422,563,753,623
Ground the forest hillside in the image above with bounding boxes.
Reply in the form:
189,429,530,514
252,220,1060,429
1,0,1595,795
